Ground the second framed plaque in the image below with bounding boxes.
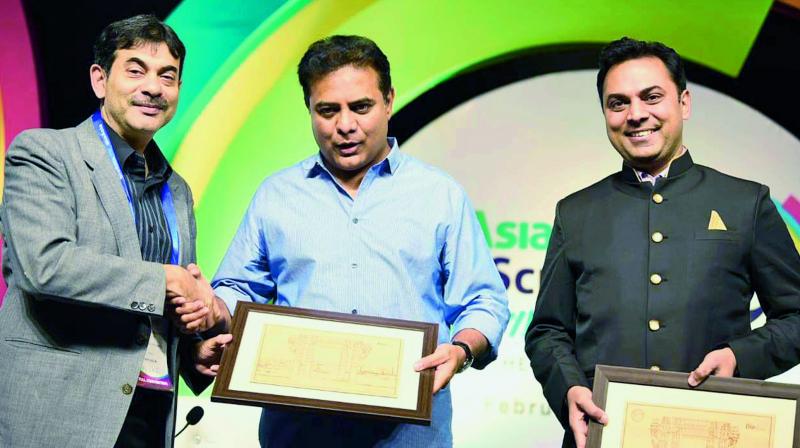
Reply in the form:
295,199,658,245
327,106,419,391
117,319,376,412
211,302,438,425
588,364,800,447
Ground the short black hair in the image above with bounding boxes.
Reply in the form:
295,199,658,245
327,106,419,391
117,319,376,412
93,14,186,78
297,35,391,107
596,37,686,103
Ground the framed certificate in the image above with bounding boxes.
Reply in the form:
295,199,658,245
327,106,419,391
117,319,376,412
587,365,800,447
211,302,438,425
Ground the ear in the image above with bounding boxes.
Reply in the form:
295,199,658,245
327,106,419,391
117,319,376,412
680,88,692,120
385,87,396,119
90,64,107,100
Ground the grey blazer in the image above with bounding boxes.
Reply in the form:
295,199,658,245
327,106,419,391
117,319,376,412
0,117,210,447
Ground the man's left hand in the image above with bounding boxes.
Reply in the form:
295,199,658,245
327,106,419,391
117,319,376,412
414,343,466,394
688,347,737,387
195,333,233,377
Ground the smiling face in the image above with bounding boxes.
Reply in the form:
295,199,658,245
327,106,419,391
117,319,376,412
308,64,394,189
602,56,691,174
90,42,181,152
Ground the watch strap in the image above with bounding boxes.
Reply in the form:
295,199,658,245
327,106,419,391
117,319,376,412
452,341,474,373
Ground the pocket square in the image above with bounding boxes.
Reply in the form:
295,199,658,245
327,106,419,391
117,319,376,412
708,210,727,231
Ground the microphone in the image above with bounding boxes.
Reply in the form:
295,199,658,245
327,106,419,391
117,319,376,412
175,406,204,438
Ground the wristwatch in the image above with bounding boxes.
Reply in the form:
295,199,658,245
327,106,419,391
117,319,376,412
452,341,474,373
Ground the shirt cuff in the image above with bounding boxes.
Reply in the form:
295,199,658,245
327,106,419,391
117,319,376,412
451,310,505,368
213,285,251,317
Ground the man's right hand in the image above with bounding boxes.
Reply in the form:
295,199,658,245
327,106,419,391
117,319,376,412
171,265,232,334
163,264,217,333
566,385,608,448
164,264,201,300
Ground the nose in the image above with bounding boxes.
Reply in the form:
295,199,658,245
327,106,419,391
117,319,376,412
140,73,163,98
627,98,649,125
336,109,357,135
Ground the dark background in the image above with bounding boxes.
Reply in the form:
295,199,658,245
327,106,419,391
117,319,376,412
22,1,800,140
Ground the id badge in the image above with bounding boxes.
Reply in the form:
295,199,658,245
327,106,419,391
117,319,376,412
137,317,174,391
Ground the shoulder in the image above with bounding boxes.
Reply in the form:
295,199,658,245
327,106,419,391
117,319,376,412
694,164,765,197
259,155,311,186
8,126,79,158
556,173,617,214
396,152,468,197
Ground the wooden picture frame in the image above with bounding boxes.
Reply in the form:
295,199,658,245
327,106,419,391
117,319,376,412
211,302,438,425
588,365,800,447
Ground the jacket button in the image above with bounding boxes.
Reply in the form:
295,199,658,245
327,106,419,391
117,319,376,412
652,193,664,204
650,365,661,371
651,232,664,243
122,384,133,395
648,319,661,331
650,274,662,285
130,301,139,309
146,304,156,313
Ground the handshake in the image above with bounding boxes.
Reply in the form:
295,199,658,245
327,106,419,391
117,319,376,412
163,263,231,334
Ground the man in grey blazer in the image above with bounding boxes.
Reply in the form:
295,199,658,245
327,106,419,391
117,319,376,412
0,15,230,448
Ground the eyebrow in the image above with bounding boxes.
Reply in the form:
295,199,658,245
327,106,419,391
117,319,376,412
638,86,663,96
605,85,664,102
125,57,178,75
349,98,375,106
314,98,376,109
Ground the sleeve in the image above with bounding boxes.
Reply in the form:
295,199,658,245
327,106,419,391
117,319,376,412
211,184,276,315
0,130,165,312
442,188,510,369
727,185,800,379
524,203,588,428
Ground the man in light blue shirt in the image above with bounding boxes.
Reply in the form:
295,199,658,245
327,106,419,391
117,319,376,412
211,35,509,447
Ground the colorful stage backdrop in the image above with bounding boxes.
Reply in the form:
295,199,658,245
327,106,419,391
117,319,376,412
3,1,799,446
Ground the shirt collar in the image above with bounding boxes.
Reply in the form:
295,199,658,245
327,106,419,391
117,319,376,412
104,120,172,180
305,137,402,178
621,147,693,184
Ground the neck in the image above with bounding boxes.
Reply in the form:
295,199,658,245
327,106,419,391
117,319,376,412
323,141,392,198
639,145,685,176
325,162,367,198
101,107,151,154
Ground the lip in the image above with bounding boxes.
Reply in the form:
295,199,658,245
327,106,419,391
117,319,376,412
624,127,659,143
133,104,164,116
335,141,361,155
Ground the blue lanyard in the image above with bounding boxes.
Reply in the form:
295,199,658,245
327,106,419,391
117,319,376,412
91,110,181,265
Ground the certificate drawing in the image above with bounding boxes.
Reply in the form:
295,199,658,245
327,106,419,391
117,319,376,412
251,324,404,398
622,402,775,448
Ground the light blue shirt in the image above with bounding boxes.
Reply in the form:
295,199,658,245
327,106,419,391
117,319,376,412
212,139,509,447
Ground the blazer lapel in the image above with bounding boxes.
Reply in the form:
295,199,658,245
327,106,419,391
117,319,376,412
167,178,191,266
76,118,142,261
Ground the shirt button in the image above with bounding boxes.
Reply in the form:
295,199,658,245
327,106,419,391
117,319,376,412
351,309,358,314
648,319,661,331
351,263,358,269
651,232,664,243
352,218,359,224
650,365,661,371
650,274,662,285
652,193,664,204
122,384,134,395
